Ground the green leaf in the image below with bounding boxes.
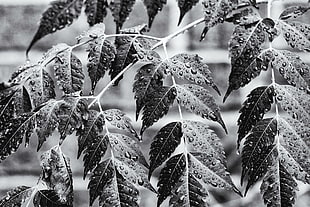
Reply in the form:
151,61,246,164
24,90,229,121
143,0,167,27
177,0,199,25
27,0,84,56
149,122,183,178
279,5,310,20
33,190,72,207
175,84,227,132
0,186,34,207
84,0,108,26
109,0,136,32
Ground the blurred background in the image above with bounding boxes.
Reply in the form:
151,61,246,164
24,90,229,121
0,0,309,206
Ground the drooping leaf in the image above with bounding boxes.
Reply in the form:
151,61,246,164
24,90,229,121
261,161,298,207
82,135,108,178
33,190,71,207
143,0,167,27
102,109,139,140
109,0,136,32
277,20,310,52
177,0,199,25
157,153,186,207
270,49,310,92
279,5,310,20
237,85,274,148
99,170,139,207
175,84,227,132
88,158,114,206
0,113,35,162
0,186,34,207
274,84,310,126
57,97,89,143
201,0,233,40
77,110,105,158
241,118,277,194
27,0,84,55
84,0,108,26
53,50,84,94
225,18,277,101
149,122,182,178
87,37,116,92
140,86,176,135
40,146,73,205
169,53,220,94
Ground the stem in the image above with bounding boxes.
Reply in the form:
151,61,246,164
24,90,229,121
105,33,162,41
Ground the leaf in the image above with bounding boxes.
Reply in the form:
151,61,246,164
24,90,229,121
277,20,310,52
201,0,233,40
237,85,274,149
102,109,139,140
88,158,114,205
279,5,310,20
33,190,72,207
0,186,34,207
76,110,105,158
76,23,105,42
54,50,84,94
109,0,136,32
99,170,139,207
278,117,310,184
177,0,199,25
225,18,277,101
175,84,227,132
37,43,70,66
84,0,108,26
157,153,186,207
57,97,89,143
0,113,35,162
274,84,310,126
149,122,182,178
261,161,298,207
40,146,73,205
140,86,176,135
87,37,116,92
82,135,108,178
241,118,277,194
225,7,261,26
27,0,84,55
270,49,310,92
143,0,167,27
169,53,220,94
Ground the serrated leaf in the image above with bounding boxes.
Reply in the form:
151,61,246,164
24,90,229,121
0,186,34,207
143,0,167,27
225,18,277,101
27,0,84,55
225,7,261,25
175,84,227,132
277,20,310,52
177,0,199,25
109,0,136,32
77,110,105,158
33,190,71,207
140,86,176,135
149,122,182,178
87,37,116,92
57,97,89,143
169,53,220,94
201,0,233,40
88,158,114,205
0,113,35,162
82,135,108,178
157,153,186,207
237,85,274,149
99,170,139,207
274,84,310,126
261,161,298,207
102,109,139,140
270,49,310,92
40,146,73,205
241,118,277,194
84,0,108,26
188,153,240,195
54,50,84,94
279,5,310,20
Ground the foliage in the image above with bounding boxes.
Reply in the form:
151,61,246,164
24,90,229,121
1,0,310,207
